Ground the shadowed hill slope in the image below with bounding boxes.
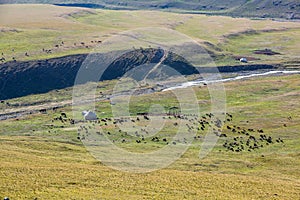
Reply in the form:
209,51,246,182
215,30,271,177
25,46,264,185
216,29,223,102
0,47,276,100
231,0,300,19
0,48,198,100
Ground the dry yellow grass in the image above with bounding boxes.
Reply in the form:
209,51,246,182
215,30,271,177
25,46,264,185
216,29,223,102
0,75,300,199
0,136,299,199
1,4,300,199
0,4,92,30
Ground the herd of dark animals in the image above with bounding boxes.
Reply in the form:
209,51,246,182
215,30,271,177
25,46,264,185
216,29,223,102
49,110,286,153
0,111,290,200
0,40,102,63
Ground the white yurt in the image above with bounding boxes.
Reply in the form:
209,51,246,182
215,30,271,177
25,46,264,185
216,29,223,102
240,57,248,63
82,111,98,121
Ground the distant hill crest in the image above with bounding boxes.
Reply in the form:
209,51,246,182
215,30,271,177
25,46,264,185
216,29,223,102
0,0,299,19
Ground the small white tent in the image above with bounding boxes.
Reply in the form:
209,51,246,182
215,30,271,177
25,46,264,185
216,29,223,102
240,58,248,63
82,111,98,121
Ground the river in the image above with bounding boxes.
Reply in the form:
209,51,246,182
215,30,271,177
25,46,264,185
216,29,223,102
163,70,300,91
1,69,299,121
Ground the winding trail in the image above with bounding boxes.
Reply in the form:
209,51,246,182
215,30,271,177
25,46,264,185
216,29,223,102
141,48,168,83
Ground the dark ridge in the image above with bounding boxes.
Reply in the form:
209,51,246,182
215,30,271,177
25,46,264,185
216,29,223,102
0,48,197,100
253,49,281,56
199,64,274,73
0,54,87,100
53,3,137,11
53,3,105,9
101,48,198,80
0,47,276,100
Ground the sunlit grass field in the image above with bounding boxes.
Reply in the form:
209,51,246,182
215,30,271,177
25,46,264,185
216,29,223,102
1,4,300,199
0,74,299,199
0,4,300,66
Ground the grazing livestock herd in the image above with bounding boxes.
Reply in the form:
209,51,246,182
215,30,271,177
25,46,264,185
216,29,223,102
0,40,102,63
223,125,284,152
50,110,285,153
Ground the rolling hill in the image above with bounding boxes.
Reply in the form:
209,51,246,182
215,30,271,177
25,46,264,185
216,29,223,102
0,0,300,19
1,3,300,99
0,2,300,200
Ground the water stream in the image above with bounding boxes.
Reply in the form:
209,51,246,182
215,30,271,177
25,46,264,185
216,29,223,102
163,70,300,91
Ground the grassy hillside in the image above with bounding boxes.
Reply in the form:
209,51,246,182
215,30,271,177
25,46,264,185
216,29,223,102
1,4,300,99
231,0,300,19
0,4,300,67
0,73,299,199
1,0,299,19
0,3,300,199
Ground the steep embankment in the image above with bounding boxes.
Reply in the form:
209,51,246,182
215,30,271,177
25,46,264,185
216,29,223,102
0,47,276,100
0,45,276,100
0,48,198,100
0,54,87,100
